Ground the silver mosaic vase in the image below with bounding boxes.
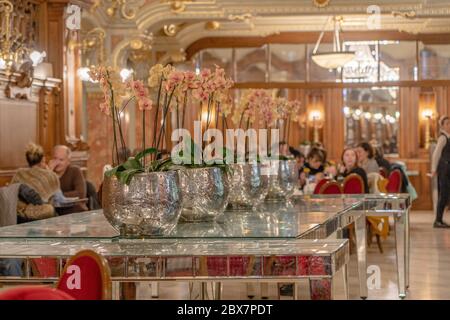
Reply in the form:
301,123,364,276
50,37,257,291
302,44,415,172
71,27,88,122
227,163,269,210
102,171,183,237
264,159,299,201
179,167,229,222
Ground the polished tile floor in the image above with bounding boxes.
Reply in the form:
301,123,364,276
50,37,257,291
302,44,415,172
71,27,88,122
135,210,450,300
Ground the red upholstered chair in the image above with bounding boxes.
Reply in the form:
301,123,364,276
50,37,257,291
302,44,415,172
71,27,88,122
319,181,343,194
386,169,402,193
379,167,388,179
30,258,58,278
343,174,364,194
0,286,74,300
313,179,330,194
57,250,112,300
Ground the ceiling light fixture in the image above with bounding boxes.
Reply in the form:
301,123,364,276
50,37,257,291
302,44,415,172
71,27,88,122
311,16,355,69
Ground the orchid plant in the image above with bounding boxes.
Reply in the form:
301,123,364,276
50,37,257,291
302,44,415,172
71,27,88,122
90,64,235,184
231,89,302,160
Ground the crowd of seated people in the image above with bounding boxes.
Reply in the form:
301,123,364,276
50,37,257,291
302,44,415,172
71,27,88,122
283,140,397,195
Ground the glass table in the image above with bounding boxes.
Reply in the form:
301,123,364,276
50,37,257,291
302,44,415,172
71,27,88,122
295,193,411,298
0,194,410,299
0,197,362,300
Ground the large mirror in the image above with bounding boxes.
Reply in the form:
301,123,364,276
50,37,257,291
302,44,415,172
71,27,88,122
343,87,399,155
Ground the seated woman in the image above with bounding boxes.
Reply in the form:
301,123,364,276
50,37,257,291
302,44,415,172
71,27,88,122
338,148,369,193
374,146,391,174
11,143,60,221
299,147,326,189
356,142,380,174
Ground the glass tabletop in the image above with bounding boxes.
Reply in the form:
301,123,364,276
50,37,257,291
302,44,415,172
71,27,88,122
0,238,347,257
0,197,361,240
294,193,411,213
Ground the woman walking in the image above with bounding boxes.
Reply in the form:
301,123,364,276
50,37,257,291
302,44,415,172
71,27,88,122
432,116,450,228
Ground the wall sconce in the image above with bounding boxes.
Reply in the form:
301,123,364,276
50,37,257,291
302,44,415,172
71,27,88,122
422,108,434,149
307,92,324,143
419,90,436,149
309,110,323,143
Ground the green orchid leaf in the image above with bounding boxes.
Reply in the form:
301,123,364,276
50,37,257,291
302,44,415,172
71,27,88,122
123,157,142,170
105,164,125,177
135,147,157,161
117,168,142,185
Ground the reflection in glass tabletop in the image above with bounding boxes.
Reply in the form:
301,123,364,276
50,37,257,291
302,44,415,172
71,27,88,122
0,197,361,240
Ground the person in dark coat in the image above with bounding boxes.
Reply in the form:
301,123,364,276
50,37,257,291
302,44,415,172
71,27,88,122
431,115,450,228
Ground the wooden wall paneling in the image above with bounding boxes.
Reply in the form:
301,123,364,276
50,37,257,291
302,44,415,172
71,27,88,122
323,88,344,162
37,0,49,53
0,99,38,169
435,87,447,118
399,87,420,159
38,87,57,156
446,86,450,115
46,1,69,145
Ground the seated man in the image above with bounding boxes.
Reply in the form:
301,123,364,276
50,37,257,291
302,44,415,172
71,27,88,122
49,145,88,214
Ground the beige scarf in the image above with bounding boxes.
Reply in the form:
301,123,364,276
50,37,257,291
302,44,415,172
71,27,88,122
11,167,60,202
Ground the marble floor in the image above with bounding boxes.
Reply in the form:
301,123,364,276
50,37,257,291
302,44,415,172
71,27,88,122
134,210,450,300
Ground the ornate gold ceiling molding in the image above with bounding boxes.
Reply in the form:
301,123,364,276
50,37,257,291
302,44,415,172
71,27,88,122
163,24,181,36
392,10,417,19
155,15,450,54
161,0,194,13
313,0,330,8
135,0,450,33
205,21,221,30
90,0,146,20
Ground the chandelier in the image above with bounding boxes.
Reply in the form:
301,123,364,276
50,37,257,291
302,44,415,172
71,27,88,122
311,16,355,69
0,0,46,73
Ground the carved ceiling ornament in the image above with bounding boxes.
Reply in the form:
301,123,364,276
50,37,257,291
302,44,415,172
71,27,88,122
392,10,417,19
163,24,180,36
69,27,106,66
228,13,255,29
161,0,193,14
90,0,146,20
313,0,330,8
205,21,220,30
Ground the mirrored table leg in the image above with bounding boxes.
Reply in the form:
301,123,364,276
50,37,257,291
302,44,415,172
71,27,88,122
260,283,269,299
394,213,406,299
150,281,159,298
405,208,410,289
342,263,349,300
354,214,368,299
112,281,121,300
212,282,222,300
200,282,208,300
246,283,256,298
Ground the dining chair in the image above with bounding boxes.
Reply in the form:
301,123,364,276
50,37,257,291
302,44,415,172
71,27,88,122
342,174,364,194
57,249,112,300
386,169,403,193
318,181,343,194
0,286,74,300
379,167,389,179
313,178,330,194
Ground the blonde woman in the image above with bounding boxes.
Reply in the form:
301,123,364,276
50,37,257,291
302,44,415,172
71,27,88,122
11,143,60,221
